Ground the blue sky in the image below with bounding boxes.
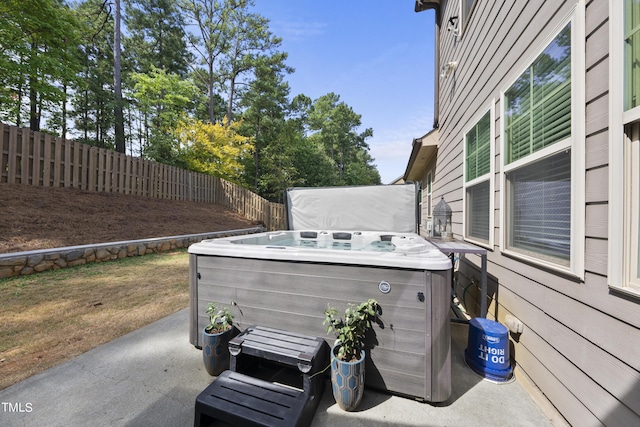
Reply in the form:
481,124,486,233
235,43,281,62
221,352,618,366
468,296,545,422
252,1,436,184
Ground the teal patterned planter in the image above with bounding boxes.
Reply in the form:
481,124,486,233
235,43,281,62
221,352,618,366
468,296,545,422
202,326,237,376
330,346,366,411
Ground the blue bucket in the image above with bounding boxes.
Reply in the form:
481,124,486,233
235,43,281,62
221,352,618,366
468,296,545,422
465,317,513,381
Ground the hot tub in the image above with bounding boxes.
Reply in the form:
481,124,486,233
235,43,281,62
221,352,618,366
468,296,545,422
188,185,452,402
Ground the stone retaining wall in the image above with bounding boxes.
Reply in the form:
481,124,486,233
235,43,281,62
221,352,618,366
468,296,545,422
0,227,264,279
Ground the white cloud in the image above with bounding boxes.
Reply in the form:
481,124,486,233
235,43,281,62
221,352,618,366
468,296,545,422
270,20,327,42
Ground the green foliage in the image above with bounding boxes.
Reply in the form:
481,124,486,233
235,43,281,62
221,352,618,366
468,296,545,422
306,93,379,186
131,67,199,164
239,53,292,193
180,0,246,123
0,0,83,131
323,299,379,362
124,0,192,76
205,302,234,334
221,1,286,124
70,0,117,148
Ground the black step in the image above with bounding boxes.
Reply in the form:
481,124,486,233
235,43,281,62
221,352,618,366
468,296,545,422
229,325,327,374
195,326,329,427
194,371,316,427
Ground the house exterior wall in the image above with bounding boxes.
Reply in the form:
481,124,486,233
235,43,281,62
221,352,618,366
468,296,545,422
421,0,640,425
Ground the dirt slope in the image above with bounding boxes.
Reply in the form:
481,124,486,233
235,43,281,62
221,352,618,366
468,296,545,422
0,183,257,254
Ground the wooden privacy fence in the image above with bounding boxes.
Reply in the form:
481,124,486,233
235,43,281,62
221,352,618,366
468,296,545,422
0,123,286,230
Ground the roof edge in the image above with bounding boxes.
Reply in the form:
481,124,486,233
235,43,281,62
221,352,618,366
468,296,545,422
414,0,440,13
403,128,439,181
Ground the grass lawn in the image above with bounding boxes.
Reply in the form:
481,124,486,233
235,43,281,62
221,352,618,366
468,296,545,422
0,250,189,390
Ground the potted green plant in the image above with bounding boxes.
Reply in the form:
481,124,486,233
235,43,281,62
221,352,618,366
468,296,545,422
323,298,379,411
202,302,237,376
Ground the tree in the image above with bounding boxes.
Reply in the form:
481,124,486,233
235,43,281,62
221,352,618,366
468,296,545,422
123,0,192,76
71,0,116,148
278,94,336,189
0,0,82,131
114,0,125,152
190,68,226,123
176,119,252,182
180,0,243,123
306,93,378,185
130,67,199,165
220,1,284,124
239,54,291,194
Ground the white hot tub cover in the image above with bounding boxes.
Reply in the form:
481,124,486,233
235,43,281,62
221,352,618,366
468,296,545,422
285,183,419,233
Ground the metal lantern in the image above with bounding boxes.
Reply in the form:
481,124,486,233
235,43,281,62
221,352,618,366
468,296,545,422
432,196,453,241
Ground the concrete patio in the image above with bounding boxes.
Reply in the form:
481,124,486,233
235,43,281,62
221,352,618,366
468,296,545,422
0,308,553,426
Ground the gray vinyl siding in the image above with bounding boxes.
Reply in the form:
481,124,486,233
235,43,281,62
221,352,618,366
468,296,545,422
431,0,640,425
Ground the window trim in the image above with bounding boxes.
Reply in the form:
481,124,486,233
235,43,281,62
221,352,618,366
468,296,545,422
422,170,434,236
463,103,495,248
609,0,640,296
623,0,640,121
499,4,585,279
426,170,433,218
459,0,478,36
626,124,640,289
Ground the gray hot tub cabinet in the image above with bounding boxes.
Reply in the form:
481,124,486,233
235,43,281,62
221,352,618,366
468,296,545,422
188,184,452,402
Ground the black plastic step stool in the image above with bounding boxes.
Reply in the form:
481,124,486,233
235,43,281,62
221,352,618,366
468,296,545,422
194,325,329,427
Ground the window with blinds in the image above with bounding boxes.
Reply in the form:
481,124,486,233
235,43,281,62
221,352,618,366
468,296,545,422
465,110,492,244
502,22,573,266
466,181,490,241
505,23,571,163
466,111,491,181
625,0,640,111
507,151,571,265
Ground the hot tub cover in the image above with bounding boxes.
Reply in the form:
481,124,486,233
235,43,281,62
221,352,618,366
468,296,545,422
285,184,419,233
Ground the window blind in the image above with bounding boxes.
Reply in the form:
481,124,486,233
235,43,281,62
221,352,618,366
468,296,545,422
467,180,490,242
505,23,572,164
466,111,491,182
507,151,571,263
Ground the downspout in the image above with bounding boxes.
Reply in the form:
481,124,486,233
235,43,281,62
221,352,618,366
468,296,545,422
433,9,441,129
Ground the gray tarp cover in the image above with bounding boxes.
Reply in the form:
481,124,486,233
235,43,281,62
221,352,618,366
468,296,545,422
285,184,418,233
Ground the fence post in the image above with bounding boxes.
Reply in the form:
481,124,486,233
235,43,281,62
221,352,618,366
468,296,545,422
21,128,30,185
43,133,53,187
64,137,71,187
32,131,42,186
53,135,63,187
7,126,17,184
80,143,90,190
104,148,112,192
88,146,96,191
